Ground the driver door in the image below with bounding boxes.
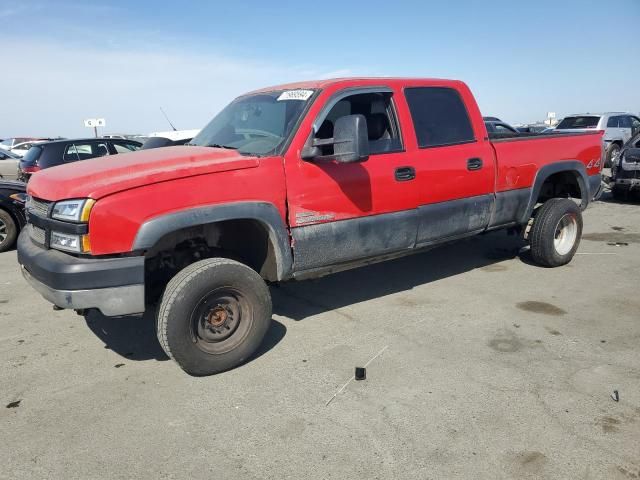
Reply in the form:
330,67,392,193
283,88,419,273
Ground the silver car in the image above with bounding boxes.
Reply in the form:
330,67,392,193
555,112,640,167
0,148,20,180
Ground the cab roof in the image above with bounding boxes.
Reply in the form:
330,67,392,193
247,77,465,95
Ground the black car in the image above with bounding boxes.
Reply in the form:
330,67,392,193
0,180,26,252
141,136,193,150
611,131,640,200
484,120,519,137
18,137,142,181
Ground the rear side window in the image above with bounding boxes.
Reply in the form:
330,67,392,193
112,142,140,154
21,146,43,166
404,87,475,148
64,143,109,162
556,116,600,129
607,116,620,128
619,116,632,128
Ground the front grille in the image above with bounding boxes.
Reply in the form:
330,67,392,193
29,225,46,246
28,197,50,218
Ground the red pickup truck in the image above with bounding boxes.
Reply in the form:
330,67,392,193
18,78,603,375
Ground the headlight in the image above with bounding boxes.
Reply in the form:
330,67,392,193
51,198,95,222
9,192,27,204
50,231,91,253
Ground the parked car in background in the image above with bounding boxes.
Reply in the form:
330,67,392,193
555,113,640,167
9,139,49,157
484,120,519,136
482,116,502,122
0,137,41,151
147,129,200,142
515,124,549,134
17,138,142,181
0,148,21,179
141,136,193,150
611,131,640,200
0,180,26,252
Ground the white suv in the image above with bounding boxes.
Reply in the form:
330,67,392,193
555,113,640,167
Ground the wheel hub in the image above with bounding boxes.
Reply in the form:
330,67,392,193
207,306,229,328
0,219,7,243
554,213,578,256
193,292,243,344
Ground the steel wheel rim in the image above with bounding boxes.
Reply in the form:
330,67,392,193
554,213,578,256
0,218,7,243
189,287,253,354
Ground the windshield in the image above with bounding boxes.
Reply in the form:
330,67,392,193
190,89,315,156
556,116,600,129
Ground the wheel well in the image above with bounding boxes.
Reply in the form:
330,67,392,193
143,219,279,304
536,171,583,205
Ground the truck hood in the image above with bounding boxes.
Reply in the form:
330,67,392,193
27,146,260,200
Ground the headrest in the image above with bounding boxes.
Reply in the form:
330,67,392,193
367,113,389,140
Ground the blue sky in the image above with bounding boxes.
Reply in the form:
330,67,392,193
1,0,639,137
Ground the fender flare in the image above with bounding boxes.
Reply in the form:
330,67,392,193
133,201,293,281
520,160,590,223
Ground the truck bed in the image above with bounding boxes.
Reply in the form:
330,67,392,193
489,131,603,192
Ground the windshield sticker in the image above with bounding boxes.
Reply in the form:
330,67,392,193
277,90,313,101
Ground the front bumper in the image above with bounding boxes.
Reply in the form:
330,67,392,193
17,230,145,316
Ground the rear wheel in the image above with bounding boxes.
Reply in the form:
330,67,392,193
605,143,621,168
157,258,272,376
529,198,582,267
0,209,17,253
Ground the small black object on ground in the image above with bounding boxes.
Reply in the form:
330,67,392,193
611,390,619,402
355,367,366,380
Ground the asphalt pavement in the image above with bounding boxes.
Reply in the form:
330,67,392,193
2,194,639,479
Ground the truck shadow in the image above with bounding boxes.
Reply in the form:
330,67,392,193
272,229,527,321
82,229,524,362
83,306,287,363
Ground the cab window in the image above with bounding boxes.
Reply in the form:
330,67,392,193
313,92,402,156
404,87,475,147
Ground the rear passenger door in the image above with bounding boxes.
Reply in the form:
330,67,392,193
403,87,496,245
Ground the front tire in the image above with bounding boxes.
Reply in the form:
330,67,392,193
0,209,18,253
529,198,582,267
157,258,272,376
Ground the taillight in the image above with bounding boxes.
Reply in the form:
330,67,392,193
22,166,41,173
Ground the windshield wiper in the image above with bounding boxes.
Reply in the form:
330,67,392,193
207,143,238,150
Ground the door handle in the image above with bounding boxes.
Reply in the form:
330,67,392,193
395,166,415,181
467,157,483,171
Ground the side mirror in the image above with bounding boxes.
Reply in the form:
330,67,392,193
301,114,369,163
332,114,369,163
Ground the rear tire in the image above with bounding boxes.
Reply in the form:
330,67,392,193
157,258,272,376
529,198,582,267
0,209,18,253
605,143,621,168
